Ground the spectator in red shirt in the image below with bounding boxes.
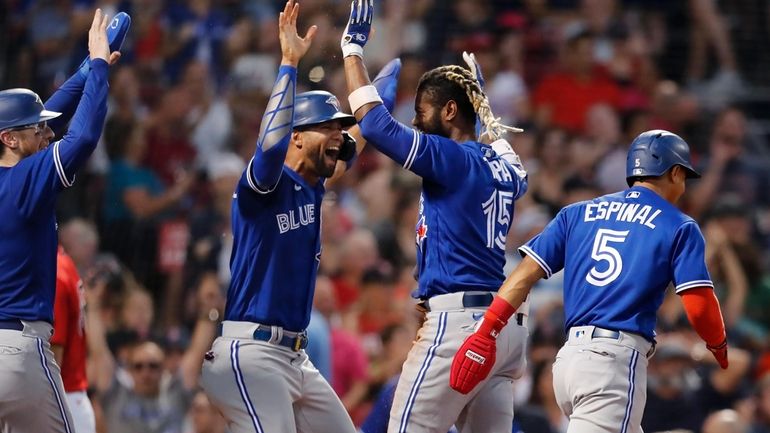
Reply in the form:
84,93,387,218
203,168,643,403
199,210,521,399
53,247,94,433
533,30,621,134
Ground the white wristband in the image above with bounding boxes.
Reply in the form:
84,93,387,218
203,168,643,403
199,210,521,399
348,85,383,114
342,44,364,59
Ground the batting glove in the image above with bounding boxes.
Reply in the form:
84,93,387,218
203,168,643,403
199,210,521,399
450,297,516,394
78,12,131,78
707,339,729,369
341,0,373,58
462,51,485,89
372,58,401,113
339,131,357,161
451,332,497,395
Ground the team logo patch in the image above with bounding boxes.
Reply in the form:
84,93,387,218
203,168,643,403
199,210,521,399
326,96,340,111
415,215,428,247
465,350,486,364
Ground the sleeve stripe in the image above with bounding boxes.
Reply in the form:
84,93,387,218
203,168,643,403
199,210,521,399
403,130,419,170
246,158,279,195
518,245,553,278
675,280,714,293
53,141,74,188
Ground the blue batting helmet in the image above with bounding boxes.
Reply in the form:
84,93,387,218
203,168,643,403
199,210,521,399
626,129,700,186
293,91,356,129
0,89,61,131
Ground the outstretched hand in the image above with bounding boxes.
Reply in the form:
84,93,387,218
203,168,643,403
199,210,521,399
88,9,111,62
278,0,318,67
341,0,374,58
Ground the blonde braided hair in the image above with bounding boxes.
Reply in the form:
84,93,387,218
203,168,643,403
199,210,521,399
421,65,522,142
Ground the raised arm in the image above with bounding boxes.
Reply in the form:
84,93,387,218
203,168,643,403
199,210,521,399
55,10,114,185
46,12,128,135
245,0,316,193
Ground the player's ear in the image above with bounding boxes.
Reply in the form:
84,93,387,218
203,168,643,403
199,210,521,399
0,131,18,149
291,130,303,148
443,100,458,122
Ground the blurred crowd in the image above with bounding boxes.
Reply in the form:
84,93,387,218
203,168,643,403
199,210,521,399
3,0,770,432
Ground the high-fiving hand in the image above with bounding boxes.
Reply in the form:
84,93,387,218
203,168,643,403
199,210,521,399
341,0,374,58
278,0,318,67
88,9,112,63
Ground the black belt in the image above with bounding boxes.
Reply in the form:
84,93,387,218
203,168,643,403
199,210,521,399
219,324,308,352
0,320,23,331
589,326,656,357
419,293,525,326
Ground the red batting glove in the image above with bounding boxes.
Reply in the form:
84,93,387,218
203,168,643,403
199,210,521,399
450,332,497,394
707,339,729,369
450,296,516,394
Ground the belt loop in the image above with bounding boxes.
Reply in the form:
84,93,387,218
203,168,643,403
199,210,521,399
270,325,283,344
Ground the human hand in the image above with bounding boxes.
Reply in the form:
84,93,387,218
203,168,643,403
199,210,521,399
88,9,111,62
341,0,374,58
278,0,318,67
450,333,497,394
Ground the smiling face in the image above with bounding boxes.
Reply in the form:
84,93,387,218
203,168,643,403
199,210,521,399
0,121,55,160
295,119,344,178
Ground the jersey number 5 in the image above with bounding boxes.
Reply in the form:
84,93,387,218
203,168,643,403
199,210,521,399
586,228,629,286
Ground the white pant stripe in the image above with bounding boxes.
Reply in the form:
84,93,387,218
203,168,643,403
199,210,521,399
398,312,448,433
36,338,72,433
230,340,265,433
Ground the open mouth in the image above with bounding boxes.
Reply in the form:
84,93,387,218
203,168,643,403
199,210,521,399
324,147,340,160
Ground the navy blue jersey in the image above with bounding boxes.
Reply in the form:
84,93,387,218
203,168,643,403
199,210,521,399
357,106,527,299
520,186,712,340
0,60,108,322
223,65,329,332
224,166,324,332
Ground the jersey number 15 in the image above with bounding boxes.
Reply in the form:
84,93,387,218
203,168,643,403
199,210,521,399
483,190,514,250
586,228,629,286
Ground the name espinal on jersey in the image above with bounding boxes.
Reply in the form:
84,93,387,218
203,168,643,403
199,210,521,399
583,191,661,228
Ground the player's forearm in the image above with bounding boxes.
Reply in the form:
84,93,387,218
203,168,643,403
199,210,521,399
680,287,727,347
180,317,218,390
344,56,379,119
85,299,115,392
45,72,88,135
249,65,296,189
496,256,544,311
57,59,109,178
356,104,417,166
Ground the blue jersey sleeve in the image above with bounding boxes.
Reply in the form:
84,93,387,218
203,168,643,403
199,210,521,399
519,208,569,279
671,221,713,293
358,104,468,187
9,58,109,219
55,59,109,187
44,70,88,136
245,65,296,194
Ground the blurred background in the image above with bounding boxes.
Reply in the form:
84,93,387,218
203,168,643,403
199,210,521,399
2,0,770,432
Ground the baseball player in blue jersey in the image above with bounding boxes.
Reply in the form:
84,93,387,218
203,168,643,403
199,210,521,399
199,2,402,432
340,2,531,432
450,130,730,433
0,9,120,433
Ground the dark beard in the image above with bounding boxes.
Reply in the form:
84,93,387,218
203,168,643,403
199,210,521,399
419,111,447,137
